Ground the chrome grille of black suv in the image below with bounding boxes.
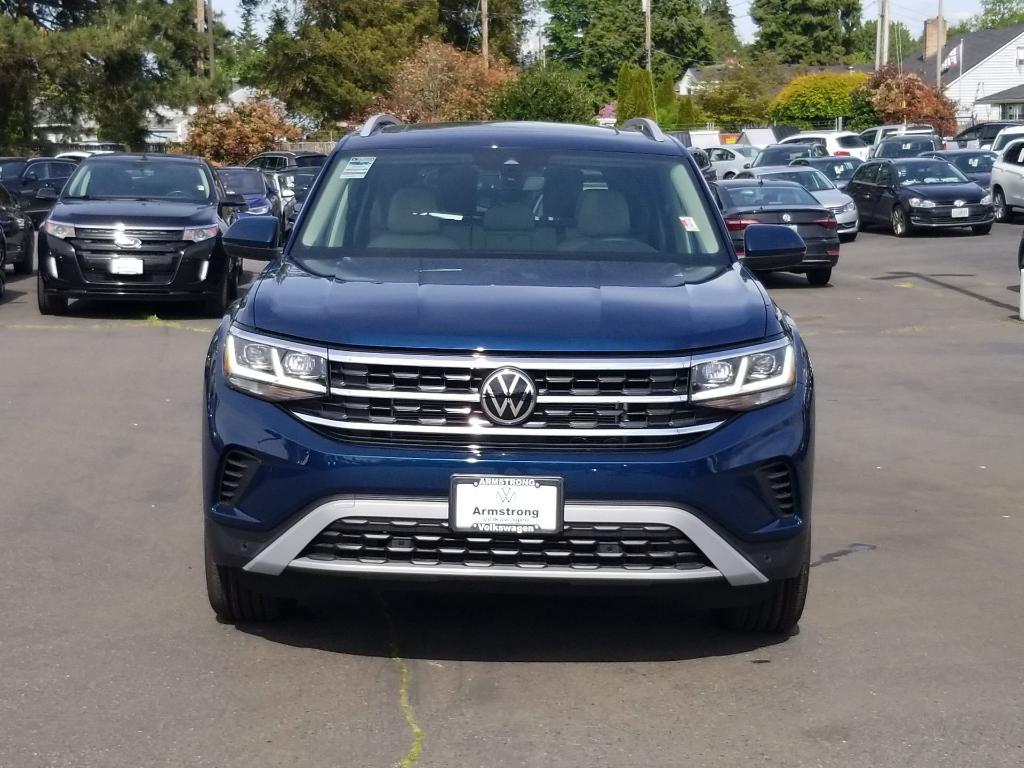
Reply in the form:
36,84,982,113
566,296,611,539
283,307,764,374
71,227,186,285
300,518,713,571
289,350,724,450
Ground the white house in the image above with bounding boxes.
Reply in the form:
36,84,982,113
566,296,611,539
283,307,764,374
902,23,1024,122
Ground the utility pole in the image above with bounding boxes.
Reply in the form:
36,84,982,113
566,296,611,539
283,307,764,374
936,0,945,88
642,0,653,72
881,0,890,68
195,0,206,75
207,0,215,79
481,0,489,68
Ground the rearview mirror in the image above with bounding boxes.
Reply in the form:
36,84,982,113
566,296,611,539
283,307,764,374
740,224,806,270
223,216,280,261
35,187,58,201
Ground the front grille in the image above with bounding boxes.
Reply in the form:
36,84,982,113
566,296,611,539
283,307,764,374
300,518,713,571
217,449,259,504
920,209,989,225
757,460,795,516
70,228,186,286
289,350,726,450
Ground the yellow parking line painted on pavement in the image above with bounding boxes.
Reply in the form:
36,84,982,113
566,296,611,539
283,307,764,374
2,319,215,333
377,595,425,768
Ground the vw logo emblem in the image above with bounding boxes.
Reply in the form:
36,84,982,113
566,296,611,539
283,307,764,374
782,213,792,222
114,232,142,249
479,367,537,426
954,199,965,207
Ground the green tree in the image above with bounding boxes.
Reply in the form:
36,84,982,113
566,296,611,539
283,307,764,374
544,0,591,66
751,0,861,64
977,0,1024,28
438,0,529,63
848,19,914,64
616,64,655,121
0,16,40,149
769,71,868,127
692,53,786,127
254,0,439,124
702,0,740,60
491,63,596,122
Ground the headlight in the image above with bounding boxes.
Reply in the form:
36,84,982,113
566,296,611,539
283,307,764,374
224,328,328,401
43,220,75,239
908,197,936,208
843,201,857,213
183,225,219,242
980,193,992,205
690,341,796,411
246,204,270,215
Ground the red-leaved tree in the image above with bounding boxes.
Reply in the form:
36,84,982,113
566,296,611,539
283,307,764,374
182,98,301,166
868,66,958,136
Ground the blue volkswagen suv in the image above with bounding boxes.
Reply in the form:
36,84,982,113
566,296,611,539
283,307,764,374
204,117,815,633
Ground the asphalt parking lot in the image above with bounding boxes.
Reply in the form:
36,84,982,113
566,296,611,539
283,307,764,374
1,224,1023,768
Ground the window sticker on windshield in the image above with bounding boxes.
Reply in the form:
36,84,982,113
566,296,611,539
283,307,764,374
679,216,700,232
339,156,376,179
902,143,912,150
834,164,846,175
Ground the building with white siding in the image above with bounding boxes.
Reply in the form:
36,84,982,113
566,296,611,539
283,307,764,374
903,23,1024,123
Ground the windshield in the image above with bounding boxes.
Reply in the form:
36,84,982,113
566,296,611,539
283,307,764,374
732,146,759,158
218,168,266,196
64,158,214,202
837,135,868,148
946,153,995,174
294,155,326,168
876,138,936,158
992,132,1024,152
718,184,820,208
896,160,969,186
762,169,835,191
0,160,26,181
753,146,811,166
290,149,730,282
809,159,862,180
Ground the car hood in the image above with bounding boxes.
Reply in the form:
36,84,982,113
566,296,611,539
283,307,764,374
245,258,775,353
50,199,219,227
902,182,986,201
810,189,851,207
243,193,270,207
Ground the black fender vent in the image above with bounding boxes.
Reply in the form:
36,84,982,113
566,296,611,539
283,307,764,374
217,449,259,505
758,460,796,516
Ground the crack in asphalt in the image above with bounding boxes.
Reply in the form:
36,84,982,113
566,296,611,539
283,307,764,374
377,595,424,768
811,543,877,568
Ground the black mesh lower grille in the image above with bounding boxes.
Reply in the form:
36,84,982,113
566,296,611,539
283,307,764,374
758,460,795,516
217,449,259,504
300,518,713,571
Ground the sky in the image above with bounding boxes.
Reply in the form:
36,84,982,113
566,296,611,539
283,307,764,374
218,1,986,49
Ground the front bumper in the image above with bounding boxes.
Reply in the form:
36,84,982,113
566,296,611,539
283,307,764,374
39,232,228,300
909,205,995,228
203,328,815,589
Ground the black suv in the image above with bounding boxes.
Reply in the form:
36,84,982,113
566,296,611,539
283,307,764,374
246,151,326,171
36,154,249,316
0,156,77,227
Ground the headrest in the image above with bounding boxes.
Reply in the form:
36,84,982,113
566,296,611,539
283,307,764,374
577,190,631,237
387,188,440,234
484,204,534,232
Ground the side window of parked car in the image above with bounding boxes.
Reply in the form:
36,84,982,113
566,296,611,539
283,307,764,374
957,127,978,142
48,161,75,180
708,149,731,162
1009,142,1024,165
877,166,895,188
852,164,879,185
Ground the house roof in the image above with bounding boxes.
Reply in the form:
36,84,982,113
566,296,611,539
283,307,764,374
977,84,1024,103
903,23,1024,81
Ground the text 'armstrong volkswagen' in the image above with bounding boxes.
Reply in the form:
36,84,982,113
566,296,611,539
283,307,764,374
203,117,816,635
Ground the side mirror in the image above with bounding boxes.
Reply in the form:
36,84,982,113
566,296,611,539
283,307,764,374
740,224,806,270
35,187,58,201
223,216,280,261
743,162,751,169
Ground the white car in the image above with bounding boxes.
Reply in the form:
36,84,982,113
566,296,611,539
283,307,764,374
860,124,936,147
779,131,870,161
989,137,1024,221
705,145,760,179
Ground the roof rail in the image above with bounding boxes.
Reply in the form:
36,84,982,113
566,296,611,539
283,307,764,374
620,117,666,142
359,113,403,137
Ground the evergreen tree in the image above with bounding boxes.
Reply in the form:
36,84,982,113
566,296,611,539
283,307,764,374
702,0,740,60
751,0,861,64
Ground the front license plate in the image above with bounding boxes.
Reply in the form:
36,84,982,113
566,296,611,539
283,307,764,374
449,476,563,534
110,257,144,275
951,207,969,218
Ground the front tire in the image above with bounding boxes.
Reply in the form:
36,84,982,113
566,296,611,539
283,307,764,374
718,560,810,634
203,269,235,318
806,267,832,286
971,223,992,235
37,275,68,315
839,232,857,243
891,205,912,237
13,232,34,275
993,188,1009,222
205,532,289,622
